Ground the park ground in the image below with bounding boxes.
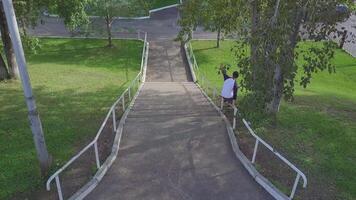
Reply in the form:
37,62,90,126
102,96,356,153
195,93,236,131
0,38,142,199
191,40,356,200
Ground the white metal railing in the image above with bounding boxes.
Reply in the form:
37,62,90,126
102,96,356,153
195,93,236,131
46,32,149,200
185,41,307,199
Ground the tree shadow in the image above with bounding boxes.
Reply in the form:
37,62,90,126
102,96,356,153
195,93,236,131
1,82,130,200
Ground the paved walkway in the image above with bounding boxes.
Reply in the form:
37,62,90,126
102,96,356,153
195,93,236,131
84,37,273,199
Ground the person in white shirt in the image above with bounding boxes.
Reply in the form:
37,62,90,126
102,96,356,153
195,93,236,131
221,70,239,107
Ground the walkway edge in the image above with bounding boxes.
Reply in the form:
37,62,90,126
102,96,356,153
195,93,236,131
184,44,289,200
68,82,146,200
196,84,289,200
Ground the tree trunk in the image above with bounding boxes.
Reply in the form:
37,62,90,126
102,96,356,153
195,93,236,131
0,1,19,79
250,0,260,86
0,53,9,80
267,6,304,114
105,16,113,48
217,27,221,48
267,64,283,114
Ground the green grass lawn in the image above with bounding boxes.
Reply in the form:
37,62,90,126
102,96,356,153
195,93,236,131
151,0,180,9
0,38,142,199
191,40,356,200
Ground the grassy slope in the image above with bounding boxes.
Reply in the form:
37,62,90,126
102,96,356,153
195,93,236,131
0,38,142,199
191,40,356,199
151,0,179,9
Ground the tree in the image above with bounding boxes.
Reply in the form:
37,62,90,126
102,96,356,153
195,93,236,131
0,1,19,79
89,0,148,47
233,0,354,115
0,0,50,80
53,0,90,31
0,53,9,80
179,0,354,116
178,0,241,47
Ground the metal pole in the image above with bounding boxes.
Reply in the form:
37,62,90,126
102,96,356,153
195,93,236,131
252,140,259,163
2,0,51,174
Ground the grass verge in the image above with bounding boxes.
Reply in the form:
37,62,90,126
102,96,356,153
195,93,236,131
191,40,356,200
0,38,142,199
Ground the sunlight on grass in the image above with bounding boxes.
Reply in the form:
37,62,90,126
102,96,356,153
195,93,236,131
0,38,142,199
191,40,356,200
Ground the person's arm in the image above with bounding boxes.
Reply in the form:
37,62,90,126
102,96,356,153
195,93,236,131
222,69,230,81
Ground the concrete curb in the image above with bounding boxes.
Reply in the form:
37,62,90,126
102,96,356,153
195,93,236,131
184,43,289,200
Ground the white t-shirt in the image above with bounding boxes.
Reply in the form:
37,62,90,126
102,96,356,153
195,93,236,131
221,78,235,98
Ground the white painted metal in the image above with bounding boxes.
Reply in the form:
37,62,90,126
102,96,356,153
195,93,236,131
128,87,131,100
122,96,125,110
233,107,237,130
290,174,301,199
46,33,149,200
94,143,100,169
55,176,64,200
112,110,117,132
252,140,259,164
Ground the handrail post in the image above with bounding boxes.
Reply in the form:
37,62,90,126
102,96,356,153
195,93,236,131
94,142,100,169
128,87,131,101
122,95,125,110
55,176,64,200
233,107,237,130
252,139,259,163
213,88,217,100
112,109,117,132
290,174,301,199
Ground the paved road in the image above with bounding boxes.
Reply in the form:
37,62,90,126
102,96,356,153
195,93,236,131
335,14,356,57
29,7,217,41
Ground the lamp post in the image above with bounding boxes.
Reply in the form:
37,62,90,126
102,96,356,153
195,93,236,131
2,0,51,175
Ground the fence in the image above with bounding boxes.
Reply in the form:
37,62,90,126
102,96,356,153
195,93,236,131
184,41,307,200
46,32,149,200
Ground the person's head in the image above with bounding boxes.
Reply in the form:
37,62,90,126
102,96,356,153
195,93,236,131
232,71,239,79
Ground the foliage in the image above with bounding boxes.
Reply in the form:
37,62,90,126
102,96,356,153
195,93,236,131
21,34,41,54
0,38,143,199
179,0,354,114
88,0,149,46
53,0,90,31
191,40,356,199
13,0,49,29
234,0,354,114
177,0,243,43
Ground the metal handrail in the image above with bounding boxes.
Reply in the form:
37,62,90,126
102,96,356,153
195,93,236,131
46,32,149,200
241,119,307,199
185,41,307,199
